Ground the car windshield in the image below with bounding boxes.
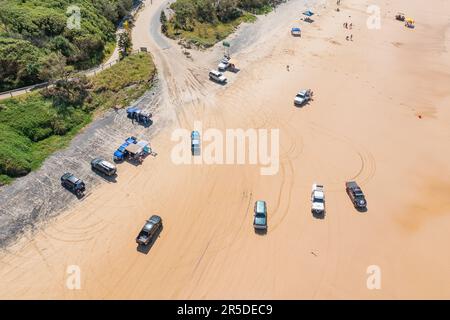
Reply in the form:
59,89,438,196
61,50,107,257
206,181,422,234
314,198,324,203
296,93,305,98
255,213,266,218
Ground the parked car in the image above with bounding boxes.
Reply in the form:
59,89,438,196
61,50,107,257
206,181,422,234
291,27,301,36
209,70,227,84
113,136,138,162
126,107,152,126
91,158,117,176
191,131,201,156
311,183,325,215
218,57,230,71
253,200,268,230
61,173,85,196
136,215,163,246
345,181,367,210
294,89,313,106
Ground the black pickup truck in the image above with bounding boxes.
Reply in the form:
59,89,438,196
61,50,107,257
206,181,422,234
345,181,367,210
61,173,86,197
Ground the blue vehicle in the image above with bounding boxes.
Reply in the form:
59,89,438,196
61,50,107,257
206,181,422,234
113,137,138,162
291,27,301,36
303,10,314,23
127,107,152,126
191,131,201,156
253,200,267,231
125,136,138,144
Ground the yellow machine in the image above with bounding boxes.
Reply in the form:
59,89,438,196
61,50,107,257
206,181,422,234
405,18,415,28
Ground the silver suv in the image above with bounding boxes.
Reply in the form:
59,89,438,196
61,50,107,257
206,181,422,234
209,70,227,84
91,158,117,176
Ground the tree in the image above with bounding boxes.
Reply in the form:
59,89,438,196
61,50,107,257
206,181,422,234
38,52,72,84
118,31,132,59
195,0,216,23
217,0,242,22
171,0,196,31
160,10,168,24
160,11,168,34
39,52,90,108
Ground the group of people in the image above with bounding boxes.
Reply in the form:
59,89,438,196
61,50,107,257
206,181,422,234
344,20,353,41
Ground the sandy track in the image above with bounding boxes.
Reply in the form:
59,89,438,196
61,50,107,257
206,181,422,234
1,0,450,299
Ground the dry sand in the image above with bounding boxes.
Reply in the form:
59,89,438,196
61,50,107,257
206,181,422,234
0,0,449,299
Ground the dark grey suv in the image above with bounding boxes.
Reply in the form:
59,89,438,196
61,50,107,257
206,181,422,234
136,215,163,246
61,173,85,197
91,158,117,176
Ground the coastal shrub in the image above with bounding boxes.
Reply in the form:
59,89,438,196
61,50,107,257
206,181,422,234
0,0,137,91
0,53,156,183
166,0,271,47
0,124,33,177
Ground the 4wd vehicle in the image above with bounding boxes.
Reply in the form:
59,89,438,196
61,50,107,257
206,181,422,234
113,136,138,162
294,89,313,106
61,173,86,196
253,200,268,231
218,57,230,71
91,158,117,176
291,27,301,36
345,181,367,210
311,183,325,215
191,131,201,156
136,215,163,246
126,107,152,126
209,70,227,84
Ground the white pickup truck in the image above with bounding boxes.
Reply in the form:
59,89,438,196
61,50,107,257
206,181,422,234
311,183,325,215
294,89,313,106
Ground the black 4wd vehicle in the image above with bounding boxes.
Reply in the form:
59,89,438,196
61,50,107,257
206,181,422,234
61,173,86,197
91,158,117,176
136,215,163,246
345,181,367,210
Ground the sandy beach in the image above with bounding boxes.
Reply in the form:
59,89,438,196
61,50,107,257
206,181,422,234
0,0,449,299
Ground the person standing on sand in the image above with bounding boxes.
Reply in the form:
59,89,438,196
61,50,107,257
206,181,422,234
350,34,353,41
286,65,290,71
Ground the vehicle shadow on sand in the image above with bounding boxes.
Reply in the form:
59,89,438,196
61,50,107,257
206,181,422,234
210,79,227,87
92,171,118,183
136,226,163,255
61,186,86,200
294,100,313,108
312,211,325,220
227,68,240,74
132,119,154,128
254,228,268,236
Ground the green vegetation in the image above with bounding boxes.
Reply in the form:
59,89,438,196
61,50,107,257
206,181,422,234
0,53,156,185
163,0,281,48
0,0,137,91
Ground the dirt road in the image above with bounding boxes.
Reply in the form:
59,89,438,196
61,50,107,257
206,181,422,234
0,0,449,299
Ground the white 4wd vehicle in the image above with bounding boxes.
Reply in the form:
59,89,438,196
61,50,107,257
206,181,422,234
209,70,227,84
218,57,230,71
294,89,313,106
311,183,325,215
